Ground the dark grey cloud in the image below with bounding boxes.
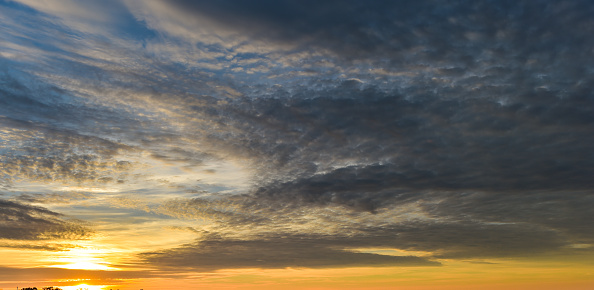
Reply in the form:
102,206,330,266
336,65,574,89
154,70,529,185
181,77,593,263
144,192,582,269
214,81,594,197
142,234,440,271
167,0,594,63
156,27,594,265
374,222,566,259
420,191,594,243
0,199,92,240
153,189,583,266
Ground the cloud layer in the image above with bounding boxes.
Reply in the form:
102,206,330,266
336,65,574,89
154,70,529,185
0,0,593,281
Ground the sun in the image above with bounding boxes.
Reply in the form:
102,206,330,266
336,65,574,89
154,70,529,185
50,247,119,271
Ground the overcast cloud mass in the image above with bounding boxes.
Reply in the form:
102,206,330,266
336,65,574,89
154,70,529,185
0,0,593,289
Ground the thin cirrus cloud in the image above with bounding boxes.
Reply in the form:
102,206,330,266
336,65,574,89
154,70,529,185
0,0,593,286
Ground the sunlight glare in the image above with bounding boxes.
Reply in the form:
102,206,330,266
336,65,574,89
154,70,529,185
50,247,119,271
59,261,112,270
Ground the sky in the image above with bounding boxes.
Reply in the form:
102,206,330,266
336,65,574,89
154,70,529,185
0,0,593,289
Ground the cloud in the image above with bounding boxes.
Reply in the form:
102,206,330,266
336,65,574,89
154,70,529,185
221,82,594,196
125,69,594,266
0,241,74,251
1,0,594,276
420,191,594,243
14,191,94,204
141,234,440,271
9,0,148,37
0,199,93,240
153,0,594,65
0,117,136,187
149,188,584,264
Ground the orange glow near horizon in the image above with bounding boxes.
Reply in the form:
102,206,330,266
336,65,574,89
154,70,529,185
0,252,593,289
81,260,594,290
